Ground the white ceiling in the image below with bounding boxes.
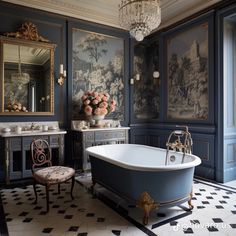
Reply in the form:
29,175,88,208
3,0,222,31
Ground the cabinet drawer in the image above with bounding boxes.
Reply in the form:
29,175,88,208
84,132,94,142
94,131,125,141
23,136,48,149
10,138,21,150
50,135,61,146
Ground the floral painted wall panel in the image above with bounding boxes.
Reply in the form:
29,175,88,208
167,22,209,120
133,42,160,120
72,29,124,120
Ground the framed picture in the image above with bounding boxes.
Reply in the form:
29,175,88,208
166,19,211,120
71,28,125,120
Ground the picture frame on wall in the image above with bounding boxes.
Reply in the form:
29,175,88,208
71,28,125,120
166,18,211,121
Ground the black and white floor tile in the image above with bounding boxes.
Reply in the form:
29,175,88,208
0,175,236,236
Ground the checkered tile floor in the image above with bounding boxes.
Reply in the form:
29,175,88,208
0,176,236,235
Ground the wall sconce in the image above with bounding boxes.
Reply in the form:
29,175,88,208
153,71,160,79
130,73,141,85
58,64,67,86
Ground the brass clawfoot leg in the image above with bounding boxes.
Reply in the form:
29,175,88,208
137,192,158,225
188,189,194,210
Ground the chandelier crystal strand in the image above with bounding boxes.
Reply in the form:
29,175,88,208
119,0,161,41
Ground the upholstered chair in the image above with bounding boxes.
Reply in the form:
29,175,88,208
30,139,75,212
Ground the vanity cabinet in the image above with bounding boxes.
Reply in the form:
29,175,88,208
72,127,130,171
1,133,65,183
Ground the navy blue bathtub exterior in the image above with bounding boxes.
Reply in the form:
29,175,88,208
89,155,194,204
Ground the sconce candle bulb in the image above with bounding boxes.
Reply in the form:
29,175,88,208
58,64,66,86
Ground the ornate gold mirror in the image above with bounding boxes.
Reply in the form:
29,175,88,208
0,22,56,115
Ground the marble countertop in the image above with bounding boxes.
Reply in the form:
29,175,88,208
0,130,67,137
72,127,130,132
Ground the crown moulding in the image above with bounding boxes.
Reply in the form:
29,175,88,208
3,0,222,32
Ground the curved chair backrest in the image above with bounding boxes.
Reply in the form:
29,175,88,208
30,139,52,172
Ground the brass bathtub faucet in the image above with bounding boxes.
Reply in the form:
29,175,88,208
165,126,193,165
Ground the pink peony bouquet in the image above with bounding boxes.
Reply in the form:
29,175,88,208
81,91,116,116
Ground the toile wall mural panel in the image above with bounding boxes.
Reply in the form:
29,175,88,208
167,22,209,120
133,42,160,120
72,28,125,120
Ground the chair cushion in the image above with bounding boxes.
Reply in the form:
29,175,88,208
33,166,75,185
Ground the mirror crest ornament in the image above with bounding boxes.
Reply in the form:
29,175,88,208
0,22,56,115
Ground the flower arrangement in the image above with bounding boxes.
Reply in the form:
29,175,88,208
81,91,116,116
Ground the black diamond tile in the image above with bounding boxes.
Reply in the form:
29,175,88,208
112,230,121,235
68,226,79,232
210,192,217,195
16,202,23,205
194,193,201,196
199,189,206,191
230,224,236,228
206,196,213,199
14,197,21,201
42,228,53,233
215,205,224,209
64,215,73,219
39,193,44,196
222,196,230,199
4,213,9,217
70,204,78,208
34,206,42,210
28,198,34,201
97,217,105,222
197,206,205,209
231,210,236,214
52,205,60,208
170,221,178,226
219,200,227,204
190,220,200,224
19,212,28,216
57,196,64,199
6,218,12,222
202,201,209,204
25,194,31,197
77,233,88,236
207,226,218,232
214,188,221,191
192,197,197,200
212,218,223,223
183,228,193,234
58,210,66,214
12,194,19,197
23,218,33,223
86,213,95,217
11,190,17,193
225,191,233,194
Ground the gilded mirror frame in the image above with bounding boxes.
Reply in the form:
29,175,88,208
0,22,56,116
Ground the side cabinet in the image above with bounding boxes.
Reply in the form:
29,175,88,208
2,134,65,183
72,128,129,171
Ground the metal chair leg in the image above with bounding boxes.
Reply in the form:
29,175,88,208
45,184,50,212
33,180,38,204
58,183,60,194
70,175,75,200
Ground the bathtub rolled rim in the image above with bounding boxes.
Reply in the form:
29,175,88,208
86,144,201,172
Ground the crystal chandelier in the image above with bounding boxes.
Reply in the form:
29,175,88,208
119,0,161,41
11,45,30,89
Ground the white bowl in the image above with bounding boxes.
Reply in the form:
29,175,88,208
2,128,11,133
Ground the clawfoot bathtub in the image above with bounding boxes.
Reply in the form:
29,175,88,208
86,144,201,225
